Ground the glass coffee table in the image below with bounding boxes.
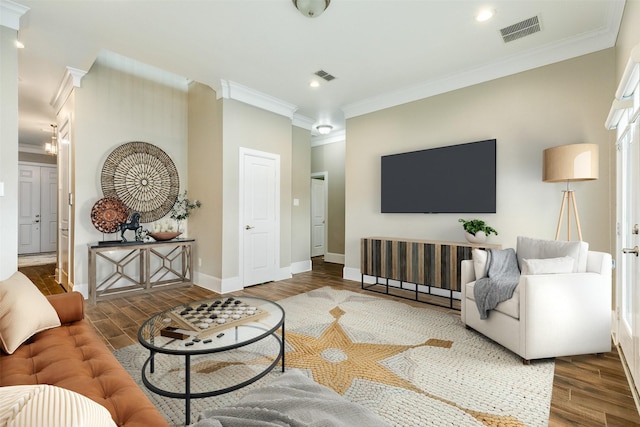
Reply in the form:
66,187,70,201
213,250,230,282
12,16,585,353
138,296,285,425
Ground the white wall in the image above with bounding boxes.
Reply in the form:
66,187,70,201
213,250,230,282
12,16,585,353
344,49,615,278
0,25,19,279
73,51,188,294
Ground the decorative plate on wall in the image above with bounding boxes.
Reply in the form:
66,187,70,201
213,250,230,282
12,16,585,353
90,197,129,233
101,141,180,223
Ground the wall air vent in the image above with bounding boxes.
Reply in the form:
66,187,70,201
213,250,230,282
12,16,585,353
500,16,541,43
314,70,336,82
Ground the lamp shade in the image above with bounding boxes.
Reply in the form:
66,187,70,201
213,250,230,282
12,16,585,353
542,143,599,182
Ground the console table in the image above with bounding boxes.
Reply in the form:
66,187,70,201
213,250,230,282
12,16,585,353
88,239,195,304
361,237,500,309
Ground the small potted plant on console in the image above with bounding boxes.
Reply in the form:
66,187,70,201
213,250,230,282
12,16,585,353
458,218,498,244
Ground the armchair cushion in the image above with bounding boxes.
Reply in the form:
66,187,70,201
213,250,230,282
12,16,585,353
516,236,588,272
521,256,575,275
472,249,488,279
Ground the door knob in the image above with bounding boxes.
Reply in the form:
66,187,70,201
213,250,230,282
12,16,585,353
245,225,254,230
34,220,40,223
622,246,639,256
634,224,639,235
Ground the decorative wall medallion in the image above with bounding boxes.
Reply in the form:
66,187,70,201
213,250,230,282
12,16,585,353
101,141,179,223
90,197,129,233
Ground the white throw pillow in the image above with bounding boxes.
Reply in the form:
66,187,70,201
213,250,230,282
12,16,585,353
0,384,116,427
0,272,61,354
516,236,589,273
521,256,575,275
472,249,488,279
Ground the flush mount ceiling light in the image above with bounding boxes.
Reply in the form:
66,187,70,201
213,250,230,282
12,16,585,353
293,0,330,18
316,124,333,135
476,8,495,22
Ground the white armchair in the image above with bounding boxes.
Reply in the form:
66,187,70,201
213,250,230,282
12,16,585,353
461,249,612,363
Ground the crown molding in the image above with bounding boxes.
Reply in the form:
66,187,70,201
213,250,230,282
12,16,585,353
0,0,28,30
219,80,297,119
50,66,87,113
292,113,315,130
343,1,625,119
311,130,345,147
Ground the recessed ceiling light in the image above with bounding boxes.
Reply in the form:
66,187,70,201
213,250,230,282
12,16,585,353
309,80,320,88
476,9,495,22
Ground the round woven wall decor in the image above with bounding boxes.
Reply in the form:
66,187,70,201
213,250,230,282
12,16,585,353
101,141,179,223
90,197,129,233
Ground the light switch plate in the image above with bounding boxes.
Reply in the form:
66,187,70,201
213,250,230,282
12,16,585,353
0,182,4,197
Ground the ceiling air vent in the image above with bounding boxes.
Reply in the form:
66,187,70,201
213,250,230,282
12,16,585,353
500,16,541,43
314,70,336,82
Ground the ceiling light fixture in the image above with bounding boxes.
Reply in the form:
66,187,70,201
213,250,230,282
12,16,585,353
45,124,58,156
309,80,320,88
476,9,495,22
316,124,333,135
293,0,330,18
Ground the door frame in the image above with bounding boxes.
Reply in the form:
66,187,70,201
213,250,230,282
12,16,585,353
238,147,281,287
310,172,328,259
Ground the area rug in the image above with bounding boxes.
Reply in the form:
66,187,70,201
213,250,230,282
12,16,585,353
114,287,554,426
17,252,56,267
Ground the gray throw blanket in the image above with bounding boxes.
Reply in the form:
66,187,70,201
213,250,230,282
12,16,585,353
191,370,390,427
473,248,520,320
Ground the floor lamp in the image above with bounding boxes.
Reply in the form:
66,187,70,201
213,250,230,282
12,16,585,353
543,143,599,241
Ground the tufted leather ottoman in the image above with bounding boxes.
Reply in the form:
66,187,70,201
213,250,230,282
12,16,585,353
0,292,168,427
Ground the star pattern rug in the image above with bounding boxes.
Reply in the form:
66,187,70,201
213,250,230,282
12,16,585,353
114,287,554,426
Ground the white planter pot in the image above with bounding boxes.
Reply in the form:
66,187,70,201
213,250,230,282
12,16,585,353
465,230,487,244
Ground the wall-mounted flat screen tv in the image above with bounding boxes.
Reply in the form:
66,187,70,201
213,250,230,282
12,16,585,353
381,139,496,213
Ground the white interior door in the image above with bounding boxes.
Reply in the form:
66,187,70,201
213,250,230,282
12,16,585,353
240,148,279,287
617,117,640,386
18,165,41,254
311,175,326,257
58,120,71,290
40,166,57,253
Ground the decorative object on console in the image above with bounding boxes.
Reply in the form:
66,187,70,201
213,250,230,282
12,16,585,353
117,212,142,242
170,191,201,232
543,143,598,240
148,231,182,241
101,141,179,223
90,197,129,234
459,218,498,243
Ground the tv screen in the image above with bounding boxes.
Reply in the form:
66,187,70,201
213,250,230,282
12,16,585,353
381,139,496,213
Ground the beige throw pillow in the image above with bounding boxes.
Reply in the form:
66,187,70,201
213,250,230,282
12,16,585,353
0,272,61,354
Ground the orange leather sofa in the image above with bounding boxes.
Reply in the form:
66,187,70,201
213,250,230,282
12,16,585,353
0,292,169,427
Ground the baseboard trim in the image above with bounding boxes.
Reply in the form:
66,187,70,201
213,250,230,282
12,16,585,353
325,252,345,264
291,260,312,274
195,272,243,294
616,343,640,416
343,267,363,283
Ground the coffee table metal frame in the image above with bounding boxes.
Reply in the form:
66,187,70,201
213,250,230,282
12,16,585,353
137,296,285,426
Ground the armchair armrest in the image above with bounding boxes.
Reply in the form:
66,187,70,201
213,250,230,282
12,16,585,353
520,272,611,360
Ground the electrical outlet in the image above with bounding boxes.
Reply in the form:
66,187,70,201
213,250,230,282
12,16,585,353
198,258,202,267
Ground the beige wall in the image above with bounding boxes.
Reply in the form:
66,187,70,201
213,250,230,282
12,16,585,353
311,140,346,257
221,99,292,288
73,51,189,293
616,0,640,81
291,126,311,267
344,49,615,276
188,81,223,280
0,25,19,279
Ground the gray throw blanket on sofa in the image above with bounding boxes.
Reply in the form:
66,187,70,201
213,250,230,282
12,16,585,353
473,248,520,320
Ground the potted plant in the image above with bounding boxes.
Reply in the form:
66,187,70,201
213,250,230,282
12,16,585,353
458,218,498,244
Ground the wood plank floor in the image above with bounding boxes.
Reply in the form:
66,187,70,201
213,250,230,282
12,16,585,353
20,258,640,426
